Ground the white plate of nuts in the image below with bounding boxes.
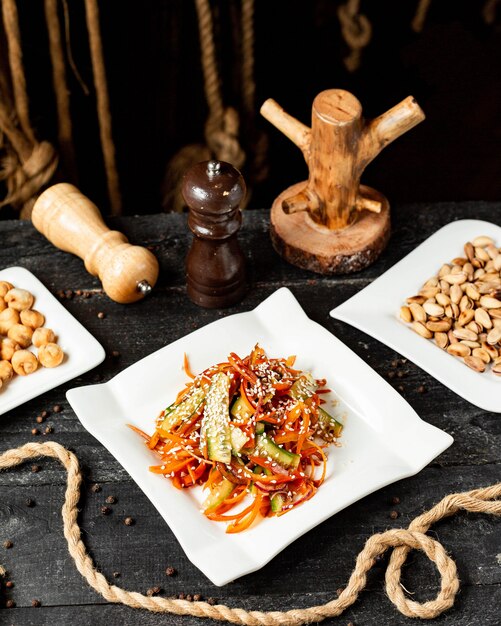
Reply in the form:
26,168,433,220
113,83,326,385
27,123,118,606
330,219,501,413
0,266,105,416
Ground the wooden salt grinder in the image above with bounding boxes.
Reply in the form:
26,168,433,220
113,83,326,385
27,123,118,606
32,183,159,303
182,160,246,308
261,89,425,274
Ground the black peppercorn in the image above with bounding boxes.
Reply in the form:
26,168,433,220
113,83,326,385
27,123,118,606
391,496,401,505
26,498,35,507
193,593,202,602
165,566,176,577
32,599,41,607
390,510,400,520
3,540,13,549
91,483,101,493
6,599,15,608
31,464,41,473
124,516,134,526
207,597,216,605
5,580,14,588
105,495,117,504
101,506,111,515
97,311,106,319
53,404,62,413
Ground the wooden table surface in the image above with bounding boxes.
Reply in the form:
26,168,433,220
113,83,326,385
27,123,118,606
0,203,500,625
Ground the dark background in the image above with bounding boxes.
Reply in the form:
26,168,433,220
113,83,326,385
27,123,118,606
7,0,501,216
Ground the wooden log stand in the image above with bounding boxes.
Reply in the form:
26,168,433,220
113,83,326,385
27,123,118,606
261,89,425,274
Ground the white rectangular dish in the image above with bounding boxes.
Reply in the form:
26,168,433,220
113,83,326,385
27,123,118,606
0,266,105,416
67,287,452,586
330,219,501,413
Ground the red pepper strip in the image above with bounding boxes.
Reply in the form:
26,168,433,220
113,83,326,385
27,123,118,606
183,353,196,379
127,424,152,441
228,353,257,385
226,491,263,533
285,355,296,367
172,475,183,489
273,381,292,392
316,388,331,394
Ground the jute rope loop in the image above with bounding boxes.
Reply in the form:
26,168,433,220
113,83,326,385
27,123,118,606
338,0,372,72
1,441,499,624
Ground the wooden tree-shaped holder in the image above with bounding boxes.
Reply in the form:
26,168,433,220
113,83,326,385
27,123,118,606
261,89,425,274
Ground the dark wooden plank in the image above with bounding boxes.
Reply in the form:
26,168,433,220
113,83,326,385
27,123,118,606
3,584,501,626
1,465,499,612
1,205,500,625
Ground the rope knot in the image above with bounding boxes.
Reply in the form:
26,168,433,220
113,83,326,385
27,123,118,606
338,0,372,72
206,107,246,170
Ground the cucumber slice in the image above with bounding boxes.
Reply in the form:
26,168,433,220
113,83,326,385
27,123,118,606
317,407,343,442
230,424,248,454
290,373,317,401
160,387,205,433
255,422,265,435
201,372,232,463
202,477,235,512
270,493,284,513
255,434,300,469
230,395,254,421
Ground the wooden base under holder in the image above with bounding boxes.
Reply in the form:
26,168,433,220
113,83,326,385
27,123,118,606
270,182,390,274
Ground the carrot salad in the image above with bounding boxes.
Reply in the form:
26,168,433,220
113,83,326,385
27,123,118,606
129,345,343,533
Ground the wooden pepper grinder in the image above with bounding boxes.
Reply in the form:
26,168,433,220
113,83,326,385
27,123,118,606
261,89,425,274
182,160,246,308
32,183,159,303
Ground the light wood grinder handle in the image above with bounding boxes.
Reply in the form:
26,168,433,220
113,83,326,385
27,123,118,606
32,183,159,303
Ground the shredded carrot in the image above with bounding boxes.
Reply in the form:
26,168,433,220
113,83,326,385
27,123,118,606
183,353,196,379
131,345,342,532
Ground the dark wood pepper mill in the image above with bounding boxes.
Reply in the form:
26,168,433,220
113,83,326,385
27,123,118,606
182,160,247,308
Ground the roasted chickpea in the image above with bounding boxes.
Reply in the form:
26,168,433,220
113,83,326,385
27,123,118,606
0,297,6,313
38,343,64,368
0,360,14,382
8,324,33,348
0,307,20,334
20,309,45,330
5,288,34,311
32,327,56,347
0,281,14,298
0,337,20,360
11,350,38,376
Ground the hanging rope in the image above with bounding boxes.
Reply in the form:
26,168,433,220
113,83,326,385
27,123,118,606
411,0,432,33
194,0,245,169
337,0,372,72
0,440,500,624
44,0,77,183
0,0,58,218
84,0,121,215
482,0,500,24
1,0,35,144
240,0,267,185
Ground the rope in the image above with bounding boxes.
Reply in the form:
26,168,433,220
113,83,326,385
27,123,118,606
1,0,35,144
1,441,499,623
44,0,77,183
84,0,122,215
482,0,499,24
194,0,245,169
411,0,432,33
241,0,255,120
337,0,372,72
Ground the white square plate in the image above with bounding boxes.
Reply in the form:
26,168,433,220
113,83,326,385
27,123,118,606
0,266,105,416
67,287,452,586
330,219,501,413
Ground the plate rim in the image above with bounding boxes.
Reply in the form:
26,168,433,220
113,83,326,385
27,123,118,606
0,265,106,416
67,287,453,585
330,219,501,413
